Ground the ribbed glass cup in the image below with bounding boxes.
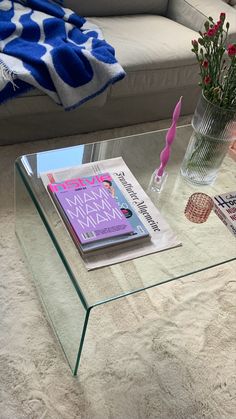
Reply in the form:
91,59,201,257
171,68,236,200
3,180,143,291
181,94,236,185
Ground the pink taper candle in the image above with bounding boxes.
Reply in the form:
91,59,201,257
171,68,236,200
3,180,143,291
156,96,182,179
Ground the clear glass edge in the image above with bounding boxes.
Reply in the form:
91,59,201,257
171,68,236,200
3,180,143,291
15,160,90,310
15,124,191,163
14,125,236,306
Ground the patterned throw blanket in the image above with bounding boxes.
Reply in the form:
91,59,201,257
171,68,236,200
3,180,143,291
0,0,125,109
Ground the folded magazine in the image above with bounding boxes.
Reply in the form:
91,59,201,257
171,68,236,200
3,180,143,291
40,157,182,270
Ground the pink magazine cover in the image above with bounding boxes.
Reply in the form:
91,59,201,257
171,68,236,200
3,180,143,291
48,182,134,244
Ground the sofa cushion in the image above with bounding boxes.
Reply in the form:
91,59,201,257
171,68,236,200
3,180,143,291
167,0,236,43
0,15,199,119
222,0,236,5
90,15,199,98
0,87,107,119
63,0,169,17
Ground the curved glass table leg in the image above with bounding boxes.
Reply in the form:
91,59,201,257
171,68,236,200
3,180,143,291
15,165,90,375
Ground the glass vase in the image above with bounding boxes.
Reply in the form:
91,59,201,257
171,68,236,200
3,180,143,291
181,94,236,185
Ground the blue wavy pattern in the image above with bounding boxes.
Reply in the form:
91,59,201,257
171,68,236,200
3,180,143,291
0,0,125,109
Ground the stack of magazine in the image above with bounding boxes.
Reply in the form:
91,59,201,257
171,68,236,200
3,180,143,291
40,157,181,270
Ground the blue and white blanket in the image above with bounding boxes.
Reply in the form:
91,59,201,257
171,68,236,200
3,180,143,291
0,0,125,109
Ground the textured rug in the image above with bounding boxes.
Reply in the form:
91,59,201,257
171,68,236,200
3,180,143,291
0,118,236,419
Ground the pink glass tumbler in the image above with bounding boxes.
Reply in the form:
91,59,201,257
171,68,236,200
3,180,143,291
184,192,213,223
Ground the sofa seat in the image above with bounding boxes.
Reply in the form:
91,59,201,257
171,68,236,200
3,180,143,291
0,85,107,119
223,0,236,10
1,15,198,118
1,0,235,145
91,15,199,98
7,14,199,111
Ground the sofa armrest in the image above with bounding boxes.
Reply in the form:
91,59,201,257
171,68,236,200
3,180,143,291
167,0,236,42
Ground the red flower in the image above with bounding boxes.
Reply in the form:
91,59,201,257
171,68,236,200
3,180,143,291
207,28,216,37
220,12,226,21
204,76,211,84
202,60,209,68
227,44,236,56
191,12,235,109
192,39,198,47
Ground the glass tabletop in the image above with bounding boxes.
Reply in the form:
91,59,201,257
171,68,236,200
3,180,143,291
15,125,236,308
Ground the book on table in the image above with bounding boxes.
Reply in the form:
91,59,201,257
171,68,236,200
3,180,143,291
213,191,236,237
47,172,150,254
40,157,181,270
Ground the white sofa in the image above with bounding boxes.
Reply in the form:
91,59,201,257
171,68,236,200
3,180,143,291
223,0,236,9
0,0,236,145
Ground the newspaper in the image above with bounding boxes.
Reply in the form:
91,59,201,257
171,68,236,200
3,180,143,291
40,157,182,270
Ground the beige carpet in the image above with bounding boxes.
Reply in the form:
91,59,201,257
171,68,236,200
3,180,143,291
1,118,236,419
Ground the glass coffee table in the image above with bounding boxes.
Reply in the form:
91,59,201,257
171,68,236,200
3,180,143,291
15,125,236,375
